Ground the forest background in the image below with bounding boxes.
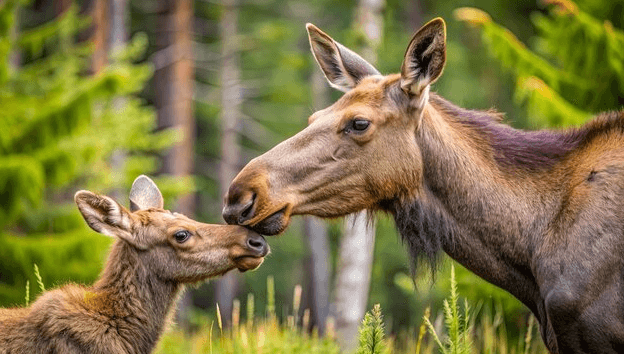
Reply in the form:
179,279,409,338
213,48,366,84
1,0,623,352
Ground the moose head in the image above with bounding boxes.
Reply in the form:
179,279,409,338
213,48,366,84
223,19,446,235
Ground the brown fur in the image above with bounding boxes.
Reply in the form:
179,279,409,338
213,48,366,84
223,19,624,353
0,176,268,354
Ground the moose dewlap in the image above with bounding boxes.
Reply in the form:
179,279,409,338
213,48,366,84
0,175,268,354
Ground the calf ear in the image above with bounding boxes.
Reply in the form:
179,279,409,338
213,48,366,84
400,18,446,105
307,23,380,92
129,175,164,212
75,191,146,249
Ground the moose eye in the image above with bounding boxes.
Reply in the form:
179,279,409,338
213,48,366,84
346,118,371,133
174,230,191,243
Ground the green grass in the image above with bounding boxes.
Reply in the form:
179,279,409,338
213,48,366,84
155,272,549,354
23,265,548,353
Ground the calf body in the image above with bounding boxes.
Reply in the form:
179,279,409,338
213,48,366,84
0,175,268,354
222,19,624,353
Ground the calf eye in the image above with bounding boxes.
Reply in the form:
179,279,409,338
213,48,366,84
174,230,191,243
346,118,371,134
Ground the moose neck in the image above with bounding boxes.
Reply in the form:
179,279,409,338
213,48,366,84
394,94,565,310
93,241,182,353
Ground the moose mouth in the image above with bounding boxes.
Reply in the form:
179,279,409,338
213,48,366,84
248,207,289,236
234,255,266,272
233,233,270,272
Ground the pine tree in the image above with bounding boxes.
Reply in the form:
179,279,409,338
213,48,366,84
0,0,183,306
455,0,624,128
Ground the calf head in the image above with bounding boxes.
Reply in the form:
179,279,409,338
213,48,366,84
75,175,269,281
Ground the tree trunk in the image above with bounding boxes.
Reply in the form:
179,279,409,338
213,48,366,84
303,216,331,333
333,0,385,351
408,0,424,30
109,0,127,55
90,0,109,74
154,0,195,328
155,0,195,214
54,0,71,16
215,0,242,328
108,0,127,203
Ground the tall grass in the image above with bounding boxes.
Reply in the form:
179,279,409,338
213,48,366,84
154,272,548,354
19,265,546,353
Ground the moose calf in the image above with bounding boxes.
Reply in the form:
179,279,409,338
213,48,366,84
0,175,268,354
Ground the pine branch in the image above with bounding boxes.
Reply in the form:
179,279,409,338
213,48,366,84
454,7,589,92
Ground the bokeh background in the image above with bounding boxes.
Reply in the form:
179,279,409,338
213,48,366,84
1,0,623,352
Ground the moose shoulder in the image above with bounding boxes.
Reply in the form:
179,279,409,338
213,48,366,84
223,18,624,353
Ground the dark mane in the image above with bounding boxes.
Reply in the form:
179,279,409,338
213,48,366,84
384,193,460,279
429,93,624,171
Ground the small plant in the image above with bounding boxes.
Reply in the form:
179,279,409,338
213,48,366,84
33,264,45,293
424,265,473,354
24,264,45,306
356,303,387,354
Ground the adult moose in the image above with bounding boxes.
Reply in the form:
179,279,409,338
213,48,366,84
223,18,624,353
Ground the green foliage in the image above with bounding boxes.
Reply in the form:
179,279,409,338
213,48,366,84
356,304,388,354
456,0,624,128
0,229,112,306
424,266,473,354
0,1,182,306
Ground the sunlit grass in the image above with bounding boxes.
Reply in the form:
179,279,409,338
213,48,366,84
155,273,549,354
21,265,548,353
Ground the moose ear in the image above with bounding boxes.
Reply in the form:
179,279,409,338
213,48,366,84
307,23,380,92
400,18,446,103
75,191,145,249
129,175,164,212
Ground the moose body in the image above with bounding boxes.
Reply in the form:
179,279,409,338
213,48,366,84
0,175,268,354
222,18,624,353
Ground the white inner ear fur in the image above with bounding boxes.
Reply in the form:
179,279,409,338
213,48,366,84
327,51,355,92
413,84,430,112
104,196,132,231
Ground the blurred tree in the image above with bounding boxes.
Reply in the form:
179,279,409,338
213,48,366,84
108,0,129,201
302,215,331,333
154,0,196,327
215,0,243,328
154,0,195,213
0,0,183,306
332,0,384,351
88,0,108,73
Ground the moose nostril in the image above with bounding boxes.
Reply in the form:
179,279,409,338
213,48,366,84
247,234,267,255
237,193,256,224
223,192,256,225
241,201,253,218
